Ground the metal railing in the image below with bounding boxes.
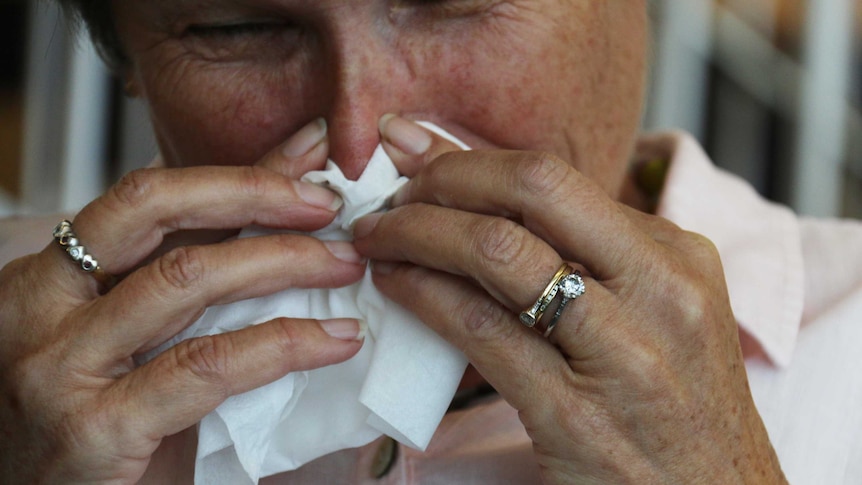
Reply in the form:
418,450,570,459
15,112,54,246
648,0,859,218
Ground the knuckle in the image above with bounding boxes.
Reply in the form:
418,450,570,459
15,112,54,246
683,231,722,261
109,168,159,210
4,354,69,434
473,217,533,267
669,230,725,283
459,297,516,343
236,165,273,199
625,344,671,391
516,152,571,199
174,336,231,397
646,239,725,333
666,269,715,329
4,356,43,411
0,257,34,319
156,246,206,291
0,255,30,283
2,350,116,462
270,318,303,355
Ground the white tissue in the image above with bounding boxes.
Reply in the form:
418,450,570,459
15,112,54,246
145,123,470,484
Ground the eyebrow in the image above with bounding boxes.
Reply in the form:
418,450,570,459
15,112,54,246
145,0,293,13
137,0,284,30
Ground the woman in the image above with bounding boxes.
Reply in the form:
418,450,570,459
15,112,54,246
3,0,860,483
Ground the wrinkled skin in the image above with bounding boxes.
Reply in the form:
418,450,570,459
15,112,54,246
0,0,786,483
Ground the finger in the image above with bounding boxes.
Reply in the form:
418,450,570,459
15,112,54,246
369,262,571,414
71,165,343,276
382,150,652,279
355,204,568,312
73,235,365,365
45,120,335,297
378,114,466,178
257,118,331,178
356,203,617,361
114,316,364,440
123,118,335,276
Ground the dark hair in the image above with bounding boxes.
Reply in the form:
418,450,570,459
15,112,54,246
56,0,126,70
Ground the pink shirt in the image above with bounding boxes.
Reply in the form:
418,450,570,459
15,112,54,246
2,132,861,483
644,133,862,484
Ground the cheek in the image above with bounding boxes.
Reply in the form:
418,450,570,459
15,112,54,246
421,3,647,195
139,55,317,168
401,21,563,151
398,5,614,166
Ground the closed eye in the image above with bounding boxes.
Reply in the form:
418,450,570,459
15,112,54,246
185,21,289,38
391,0,503,20
180,19,304,63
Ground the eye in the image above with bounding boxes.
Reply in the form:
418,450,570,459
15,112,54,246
180,19,303,62
403,0,472,5
392,0,501,20
185,21,288,38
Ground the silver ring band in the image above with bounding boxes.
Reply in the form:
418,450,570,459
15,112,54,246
543,271,585,338
53,220,115,289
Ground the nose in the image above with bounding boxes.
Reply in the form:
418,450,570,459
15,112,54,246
321,26,413,180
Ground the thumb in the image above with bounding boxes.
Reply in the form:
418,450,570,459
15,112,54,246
378,114,466,178
258,118,330,178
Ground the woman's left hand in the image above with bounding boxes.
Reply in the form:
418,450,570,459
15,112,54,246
353,116,786,484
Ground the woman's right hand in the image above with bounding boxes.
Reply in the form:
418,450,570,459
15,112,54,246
0,119,366,484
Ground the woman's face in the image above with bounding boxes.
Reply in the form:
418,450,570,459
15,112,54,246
114,0,647,196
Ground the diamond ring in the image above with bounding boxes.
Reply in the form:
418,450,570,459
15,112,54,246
542,271,586,338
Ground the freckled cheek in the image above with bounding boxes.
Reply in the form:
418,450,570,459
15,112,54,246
144,65,311,168
414,40,568,152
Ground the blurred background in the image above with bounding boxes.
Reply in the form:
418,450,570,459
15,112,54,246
0,0,860,218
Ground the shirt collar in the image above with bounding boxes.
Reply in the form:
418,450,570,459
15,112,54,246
634,132,805,367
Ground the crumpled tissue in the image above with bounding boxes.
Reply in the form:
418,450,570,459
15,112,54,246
143,123,470,484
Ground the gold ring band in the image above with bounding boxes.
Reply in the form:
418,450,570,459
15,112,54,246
519,263,573,328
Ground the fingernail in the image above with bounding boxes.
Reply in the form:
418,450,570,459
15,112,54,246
283,118,327,158
379,114,431,156
320,318,366,341
324,241,364,264
293,181,343,211
352,213,383,239
371,261,399,275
